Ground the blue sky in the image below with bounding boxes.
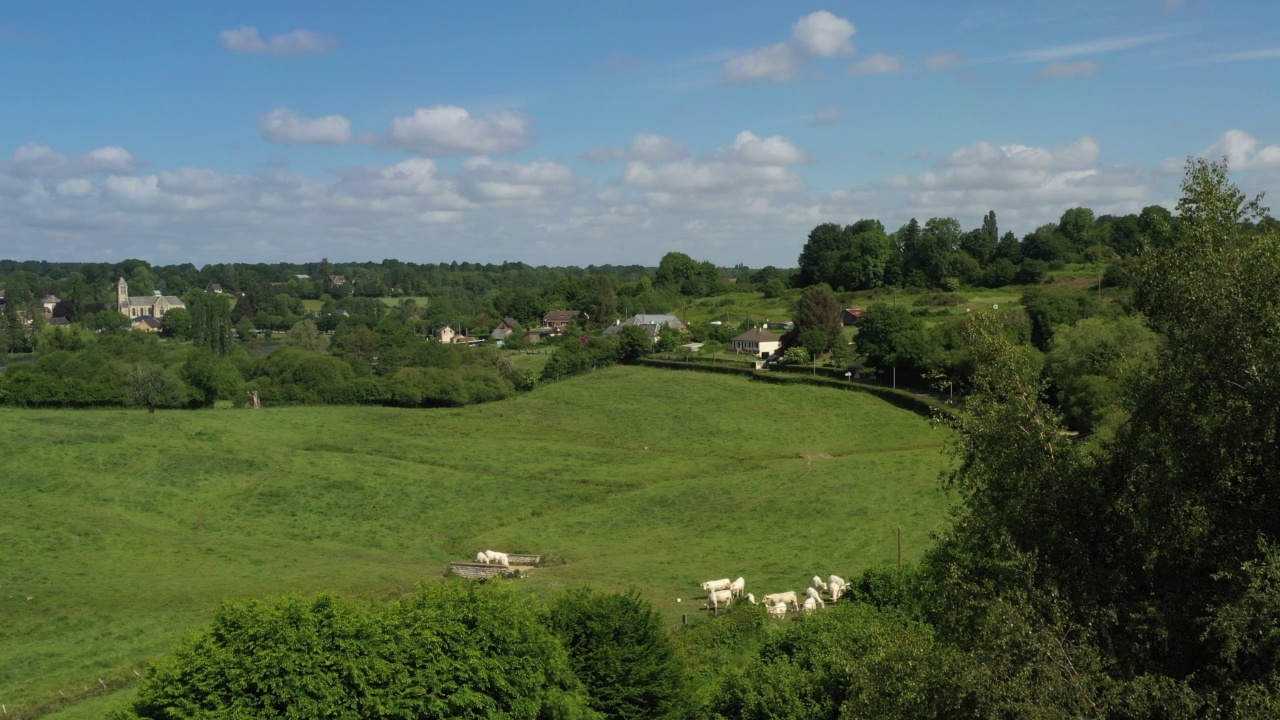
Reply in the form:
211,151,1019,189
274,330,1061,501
1,1,1277,267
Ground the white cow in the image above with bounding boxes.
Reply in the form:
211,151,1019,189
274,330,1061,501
804,587,826,607
802,597,819,613
747,593,756,605
827,575,847,601
707,589,733,611
729,577,746,597
811,575,827,592
483,550,510,568
767,602,787,618
762,591,800,611
701,578,732,593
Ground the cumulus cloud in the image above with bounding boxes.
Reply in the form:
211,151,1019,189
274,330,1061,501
81,146,139,173
923,52,965,72
869,135,1148,231
724,10,855,83
1034,59,1101,81
790,11,856,58
55,178,94,198
458,157,578,202
815,107,843,124
581,134,689,163
387,105,532,156
259,108,353,144
724,43,804,83
219,26,336,56
10,143,69,176
1193,130,1280,171
848,53,905,76
10,143,141,176
717,131,808,165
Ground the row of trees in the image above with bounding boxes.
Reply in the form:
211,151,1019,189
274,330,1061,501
797,204,1278,293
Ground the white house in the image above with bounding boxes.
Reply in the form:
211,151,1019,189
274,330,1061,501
731,328,781,358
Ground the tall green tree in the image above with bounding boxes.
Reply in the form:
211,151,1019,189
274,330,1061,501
549,589,687,720
790,284,842,353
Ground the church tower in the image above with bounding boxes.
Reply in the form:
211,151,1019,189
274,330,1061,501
116,277,129,314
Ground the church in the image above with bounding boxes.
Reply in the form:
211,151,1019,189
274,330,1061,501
116,277,185,320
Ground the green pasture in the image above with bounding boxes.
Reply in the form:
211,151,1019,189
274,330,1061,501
0,367,952,716
677,290,798,326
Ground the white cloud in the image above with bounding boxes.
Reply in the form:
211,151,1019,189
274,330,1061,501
938,137,1101,171
387,105,532,156
868,135,1148,232
10,143,140,176
815,107,843,124
1193,47,1280,65
219,26,336,56
1194,130,1280,171
259,108,352,144
790,11,856,58
718,131,808,166
10,143,68,176
723,10,855,83
82,146,140,173
724,43,803,83
849,53,905,76
1034,59,1101,81
923,52,965,72
458,157,578,202
581,134,689,163
1009,33,1171,63
55,179,94,198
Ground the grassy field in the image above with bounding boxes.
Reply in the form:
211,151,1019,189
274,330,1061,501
0,367,952,716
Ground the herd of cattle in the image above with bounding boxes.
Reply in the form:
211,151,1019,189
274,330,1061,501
697,574,848,617
474,549,511,567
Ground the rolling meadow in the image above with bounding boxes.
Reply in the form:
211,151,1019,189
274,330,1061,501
0,367,952,717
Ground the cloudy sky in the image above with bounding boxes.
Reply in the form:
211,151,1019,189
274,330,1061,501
1,1,1277,267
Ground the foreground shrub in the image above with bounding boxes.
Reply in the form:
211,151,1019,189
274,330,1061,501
112,582,599,720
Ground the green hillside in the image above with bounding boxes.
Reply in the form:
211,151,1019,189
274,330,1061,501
0,367,952,716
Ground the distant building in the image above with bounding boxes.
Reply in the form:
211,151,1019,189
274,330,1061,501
329,275,347,285
731,328,782,358
542,310,581,333
490,317,521,343
206,283,224,294
131,316,163,332
117,277,184,321
602,313,688,343
841,307,867,326
40,295,60,312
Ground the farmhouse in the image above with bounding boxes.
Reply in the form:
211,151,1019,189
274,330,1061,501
602,313,688,343
116,277,185,321
490,317,520,343
841,307,866,325
132,316,163,332
435,325,477,344
542,310,581,333
731,327,781,358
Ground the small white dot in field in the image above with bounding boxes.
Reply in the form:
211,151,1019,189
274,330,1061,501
676,598,681,602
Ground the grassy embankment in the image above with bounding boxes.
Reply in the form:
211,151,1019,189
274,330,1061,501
0,367,952,717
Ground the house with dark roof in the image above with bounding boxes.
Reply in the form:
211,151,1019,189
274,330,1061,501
541,310,581,333
132,316,163,332
490,317,521,343
731,327,781,358
841,307,867,326
601,313,687,342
